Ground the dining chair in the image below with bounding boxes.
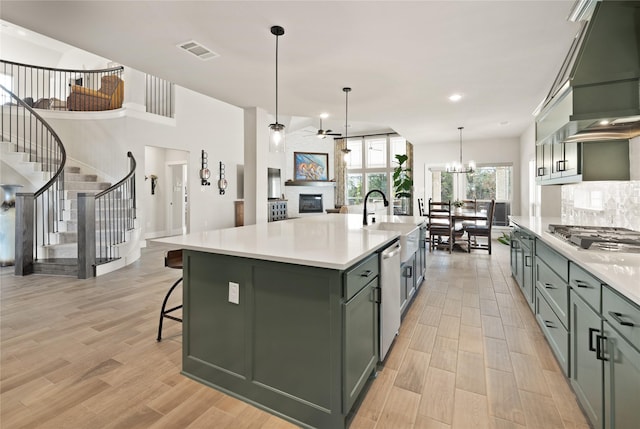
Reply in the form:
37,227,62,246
417,198,425,216
428,198,453,253
464,199,496,254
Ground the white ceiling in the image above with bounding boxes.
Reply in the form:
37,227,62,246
0,1,580,145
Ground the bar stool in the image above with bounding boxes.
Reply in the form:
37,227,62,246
157,249,183,342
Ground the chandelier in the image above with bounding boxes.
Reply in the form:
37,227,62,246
446,126,475,174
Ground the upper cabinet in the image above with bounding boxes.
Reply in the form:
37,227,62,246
535,139,629,185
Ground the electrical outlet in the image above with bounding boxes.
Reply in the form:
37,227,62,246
228,282,239,304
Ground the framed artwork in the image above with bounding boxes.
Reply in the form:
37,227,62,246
294,152,329,181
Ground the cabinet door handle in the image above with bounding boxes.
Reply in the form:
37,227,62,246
608,311,635,327
596,334,608,361
524,255,532,267
405,266,413,278
557,160,567,172
537,167,545,176
360,270,373,278
374,287,381,304
543,282,556,289
588,327,599,352
544,320,555,328
574,279,590,289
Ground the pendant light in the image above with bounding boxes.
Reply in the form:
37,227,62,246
446,126,475,173
269,25,286,152
341,87,352,162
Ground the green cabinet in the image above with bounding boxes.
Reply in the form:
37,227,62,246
570,288,604,428
550,141,579,179
400,253,416,315
534,237,570,375
536,143,550,181
602,321,640,429
602,286,640,429
535,140,629,185
182,249,381,429
416,225,427,288
510,228,534,309
343,278,378,412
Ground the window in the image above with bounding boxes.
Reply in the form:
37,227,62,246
345,134,410,214
432,165,511,201
0,73,12,104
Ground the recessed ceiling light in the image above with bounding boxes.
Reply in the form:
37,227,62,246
17,30,26,36
599,120,610,125
499,121,510,126
320,112,329,119
449,93,462,102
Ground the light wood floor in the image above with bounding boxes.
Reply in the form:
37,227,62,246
0,240,589,429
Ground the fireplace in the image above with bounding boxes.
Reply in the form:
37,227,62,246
299,194,323,214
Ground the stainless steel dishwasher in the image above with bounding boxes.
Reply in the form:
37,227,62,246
380,240,401,361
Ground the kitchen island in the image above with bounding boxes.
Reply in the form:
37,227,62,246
154,214,421,429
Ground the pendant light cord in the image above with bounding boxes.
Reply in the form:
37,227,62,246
459,126,463,165
275,33,279,123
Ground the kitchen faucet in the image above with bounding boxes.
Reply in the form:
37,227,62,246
363,189,389,226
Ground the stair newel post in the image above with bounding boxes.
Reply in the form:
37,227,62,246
14,192,34,276
77,192,96,279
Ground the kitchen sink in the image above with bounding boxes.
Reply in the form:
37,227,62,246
366,222,420,262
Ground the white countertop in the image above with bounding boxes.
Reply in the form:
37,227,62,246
510,216,640,306
154,214,425,270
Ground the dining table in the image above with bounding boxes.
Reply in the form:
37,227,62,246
450,210,489,250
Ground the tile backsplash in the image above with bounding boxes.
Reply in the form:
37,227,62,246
561,181,640,231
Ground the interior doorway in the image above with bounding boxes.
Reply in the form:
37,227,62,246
167,162,188,235
144,146,189,239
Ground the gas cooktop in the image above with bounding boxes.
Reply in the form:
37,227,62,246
548,224,640,253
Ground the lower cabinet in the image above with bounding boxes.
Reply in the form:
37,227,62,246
400,253,416,315
343,278,378,412
415,225,427,288
602,285,640,429
535,291,569,374
511,227,640,429
602,321,640,429
570,289,604,428
511,228,534,309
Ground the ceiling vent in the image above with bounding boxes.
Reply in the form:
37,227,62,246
177,40,219,61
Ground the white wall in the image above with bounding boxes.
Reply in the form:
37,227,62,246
413,136,521,213
519,123,536,216
42,74,244,237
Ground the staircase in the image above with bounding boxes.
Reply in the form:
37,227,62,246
2,75,139,279
34,165,112,276
1,142,112,276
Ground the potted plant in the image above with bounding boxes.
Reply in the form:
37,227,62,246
452,200,464,214
393,154,413,215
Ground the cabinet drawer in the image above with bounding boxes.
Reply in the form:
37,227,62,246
570,263,602,313
535,239,568,282
603,286,640,350
344,253,378,301
536,259,569,329
535,292,569,375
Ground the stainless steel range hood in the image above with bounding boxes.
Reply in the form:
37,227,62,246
535,0,640,145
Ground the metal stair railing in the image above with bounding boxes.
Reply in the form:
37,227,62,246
77,152,136,279
1,84,67,275
1,60,124,111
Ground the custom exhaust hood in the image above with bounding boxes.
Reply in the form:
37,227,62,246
535,0,640,145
